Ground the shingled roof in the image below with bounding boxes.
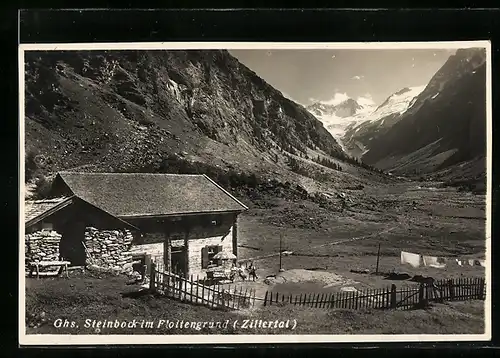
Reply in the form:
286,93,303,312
54,172,248,218
24,196,73,227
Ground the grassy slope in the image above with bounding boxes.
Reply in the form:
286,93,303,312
25,272,485,335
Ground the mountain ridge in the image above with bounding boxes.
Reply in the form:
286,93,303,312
25,50,347,177
361,47,487,187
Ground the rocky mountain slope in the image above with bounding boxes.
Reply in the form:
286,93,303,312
361,48,487,187
25,50,349,176
25,50,393,203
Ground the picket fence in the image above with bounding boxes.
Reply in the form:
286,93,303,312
149,262,485,312
263,277,486,310
150,263,257,310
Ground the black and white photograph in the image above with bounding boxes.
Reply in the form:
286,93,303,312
19,41,491,344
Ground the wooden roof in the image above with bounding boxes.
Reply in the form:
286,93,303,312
55,172,248,218
24,197,73,227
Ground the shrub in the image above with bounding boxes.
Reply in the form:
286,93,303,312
33,176,53,199
25,150,39,182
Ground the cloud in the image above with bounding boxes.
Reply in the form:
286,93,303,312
311,92,350,106
357,93,375,107
351,75,364,80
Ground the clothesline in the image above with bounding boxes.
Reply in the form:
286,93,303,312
401,251,485,269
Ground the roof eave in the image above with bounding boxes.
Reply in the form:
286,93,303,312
74,197,141,231
202,174,249,210
118,209,247,220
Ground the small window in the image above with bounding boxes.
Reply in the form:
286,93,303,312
201,245,223,269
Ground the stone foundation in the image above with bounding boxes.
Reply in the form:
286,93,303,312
84,227,134,272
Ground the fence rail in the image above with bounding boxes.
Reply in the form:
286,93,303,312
263,277,486,310
150,263,256,310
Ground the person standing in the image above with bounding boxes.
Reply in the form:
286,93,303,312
248,261,258,281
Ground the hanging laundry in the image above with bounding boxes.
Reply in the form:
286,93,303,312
437,257,447,264
422,255,446,268
401,251,422,268
455,259,463,266
478,259,486,267
468,259,475,266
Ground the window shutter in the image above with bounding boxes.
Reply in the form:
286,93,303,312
217,245,223,253
201,246,209,269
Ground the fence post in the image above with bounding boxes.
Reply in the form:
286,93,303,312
149,262,156,292
448,279,455,301
479,278,485,300
418,283,425,308
264,291,269,306
390,284,397,309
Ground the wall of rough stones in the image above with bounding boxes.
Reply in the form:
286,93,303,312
25,229,62,272
83,227,134,272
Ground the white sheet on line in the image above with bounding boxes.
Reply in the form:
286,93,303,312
422,255,446,268
401,251,422,268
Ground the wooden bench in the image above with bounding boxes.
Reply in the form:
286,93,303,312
29,261,71,279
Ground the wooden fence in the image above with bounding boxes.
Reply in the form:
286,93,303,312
149,263,257,310
263,277,486,310
149,261,485,312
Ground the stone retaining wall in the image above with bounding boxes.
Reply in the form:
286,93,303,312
25,229,62,272
84,227,134,272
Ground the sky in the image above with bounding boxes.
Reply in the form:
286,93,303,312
229,48,456,107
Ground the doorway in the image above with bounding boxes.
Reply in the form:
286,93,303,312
171,248,186,277
59,220,86,266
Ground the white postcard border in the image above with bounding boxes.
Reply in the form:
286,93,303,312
18,40,492,345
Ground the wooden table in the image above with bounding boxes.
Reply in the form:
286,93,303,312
29,261,71,279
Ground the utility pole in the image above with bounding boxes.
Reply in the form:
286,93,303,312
279,233,283,272
376,243,381,275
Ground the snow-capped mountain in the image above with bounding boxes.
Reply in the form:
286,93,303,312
365,86,426,125
306,98,376,142
341,85,426,157
308,98,365,118
307,86,425,156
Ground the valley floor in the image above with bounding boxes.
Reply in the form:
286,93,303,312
238,179,485,281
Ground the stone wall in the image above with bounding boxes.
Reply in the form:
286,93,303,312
25,229,62,272
188,226,234,278
129,242,164,263
84,227,134,272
